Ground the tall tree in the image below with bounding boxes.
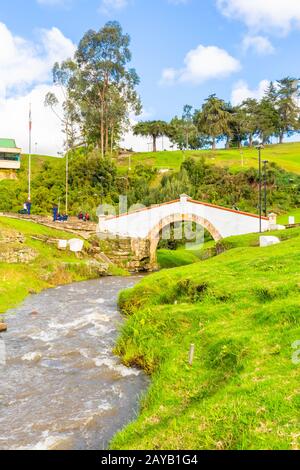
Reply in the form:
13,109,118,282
239,98,259,147
51,22,141,158
196,95,232,150
256,98,279,144
133,121,168,152
276,77,300,143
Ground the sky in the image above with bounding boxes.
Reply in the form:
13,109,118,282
1,0,300,155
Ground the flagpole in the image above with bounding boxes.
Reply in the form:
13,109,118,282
28,103,32,201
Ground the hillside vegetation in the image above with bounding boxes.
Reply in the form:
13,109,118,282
1,142,300,221
111,227,300,450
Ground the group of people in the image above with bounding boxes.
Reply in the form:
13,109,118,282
18,201,90,223
78,211,90,222
52,205,68,222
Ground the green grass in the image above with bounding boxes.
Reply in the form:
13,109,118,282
0,217,102,315
278,208,300,225
157,248,201,269
115,142,300,175
111,227,300,450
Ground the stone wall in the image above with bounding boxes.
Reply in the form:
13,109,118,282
0,229,37,264
96,233,157,272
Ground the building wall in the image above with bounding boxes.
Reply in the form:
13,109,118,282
0,160,20,170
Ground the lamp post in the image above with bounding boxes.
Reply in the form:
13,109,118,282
256,144,264,233
263,160,269,217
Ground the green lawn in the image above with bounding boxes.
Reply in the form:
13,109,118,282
111,227,300,450
157,248,201,269
116,142,300,175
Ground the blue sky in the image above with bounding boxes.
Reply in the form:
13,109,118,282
0,0,300,154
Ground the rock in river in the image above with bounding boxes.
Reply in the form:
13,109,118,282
0,323,7,332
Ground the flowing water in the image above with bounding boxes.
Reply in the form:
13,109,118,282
0,277,149,450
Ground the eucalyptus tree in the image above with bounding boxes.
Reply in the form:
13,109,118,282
239,98,259,147
256,98,279,144
276,77,300,143
50,21,141,158
196,95,232,150
133,120,168,152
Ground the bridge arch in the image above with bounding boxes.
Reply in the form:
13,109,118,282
147,213,223,266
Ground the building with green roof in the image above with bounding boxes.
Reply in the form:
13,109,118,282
0,138,21,170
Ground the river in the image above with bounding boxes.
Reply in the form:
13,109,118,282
0,276,149,450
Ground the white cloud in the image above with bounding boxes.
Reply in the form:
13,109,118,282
231,79,270,105
217,0,300,35
0,23,75,99
0,23,75,155
0,84,66,156
242,35,275,55
161,44,241,85
99,0,129,14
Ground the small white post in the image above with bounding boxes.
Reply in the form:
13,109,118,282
189,344,195,366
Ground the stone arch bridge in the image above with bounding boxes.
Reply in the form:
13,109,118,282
97,194,276,272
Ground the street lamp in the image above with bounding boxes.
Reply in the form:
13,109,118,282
256,144,264,232
263,160,269,217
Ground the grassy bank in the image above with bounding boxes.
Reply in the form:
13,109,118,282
157,248,201,269
111,228,300,450
0,217,110,315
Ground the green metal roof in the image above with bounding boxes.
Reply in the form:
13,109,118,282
0,138,18,148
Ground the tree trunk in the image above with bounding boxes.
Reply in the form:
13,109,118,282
100,98,104,159
279,132,284,144
249,134,253,147
225,136,230,149
111,125,114,155
153,135,157,152
105,125,109,155
212,137,216,151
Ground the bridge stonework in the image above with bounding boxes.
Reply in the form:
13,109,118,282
97,195,275,272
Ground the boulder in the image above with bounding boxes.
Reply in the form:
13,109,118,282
0,323,7,332
260,236,281,248
58,239,68,250
68,239,84,253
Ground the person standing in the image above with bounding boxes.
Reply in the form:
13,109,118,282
52,204,58,222
26,199,32,216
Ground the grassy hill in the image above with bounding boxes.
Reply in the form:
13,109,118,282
111,227,300,450
116,142,300,175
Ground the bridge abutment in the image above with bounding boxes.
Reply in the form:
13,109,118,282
97,234,157,272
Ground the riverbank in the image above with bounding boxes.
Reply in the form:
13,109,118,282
0,217,125,315
111,227,300,450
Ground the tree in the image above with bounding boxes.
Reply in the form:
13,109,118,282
51,22,141,158
133,120,168,152
256,98,279,144
276,77,300,143
196,95,232,150
239,98,259,147
182,105,195,149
